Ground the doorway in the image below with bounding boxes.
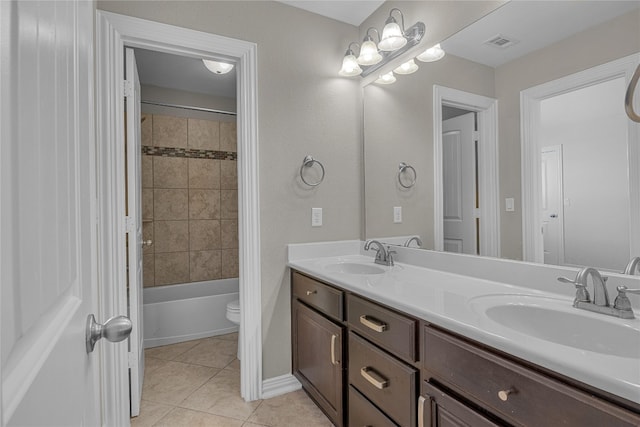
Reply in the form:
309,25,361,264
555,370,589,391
433,85,500,257
96,11,260,425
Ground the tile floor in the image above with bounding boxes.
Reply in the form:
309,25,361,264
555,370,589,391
132,333,333,427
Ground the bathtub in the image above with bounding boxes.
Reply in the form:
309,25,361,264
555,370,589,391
143,278,239,348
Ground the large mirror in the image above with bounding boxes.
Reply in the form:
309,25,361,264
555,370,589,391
364,1,640,272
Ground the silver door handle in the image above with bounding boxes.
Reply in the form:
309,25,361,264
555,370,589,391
86,314,132,353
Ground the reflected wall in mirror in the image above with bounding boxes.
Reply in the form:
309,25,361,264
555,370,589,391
363,1,640,271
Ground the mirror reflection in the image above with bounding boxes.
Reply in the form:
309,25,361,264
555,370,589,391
363,1,640,272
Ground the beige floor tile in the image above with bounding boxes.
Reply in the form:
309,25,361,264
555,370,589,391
175,337,237,368
225,358,241,371
154,407,243,427
248,390,332,427
131,400,173,427
217,332,238,342
180,369,261,420
144,356,169,376
241,423,270,427
145,340,202,361
142,360,219,406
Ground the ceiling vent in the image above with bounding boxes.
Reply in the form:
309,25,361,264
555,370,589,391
484,34,519,49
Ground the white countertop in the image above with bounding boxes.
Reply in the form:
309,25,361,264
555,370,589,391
287,241,640,405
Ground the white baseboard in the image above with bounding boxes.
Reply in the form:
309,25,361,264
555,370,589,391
261,374,302,399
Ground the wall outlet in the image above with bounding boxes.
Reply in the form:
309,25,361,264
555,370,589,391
505,198,515,212
393,206,402,223
312,207,322,227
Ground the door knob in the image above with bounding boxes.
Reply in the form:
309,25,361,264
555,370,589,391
550,214,558,218
86,314,133,353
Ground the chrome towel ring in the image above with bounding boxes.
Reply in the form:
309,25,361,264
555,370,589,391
398,162,417,188
300,155,325,187
625,63,640,123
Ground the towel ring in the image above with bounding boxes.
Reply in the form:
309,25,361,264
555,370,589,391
398,162,417,188
625,63,640,123
300,155,325,187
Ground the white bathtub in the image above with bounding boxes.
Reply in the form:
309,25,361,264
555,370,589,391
143,278,239,348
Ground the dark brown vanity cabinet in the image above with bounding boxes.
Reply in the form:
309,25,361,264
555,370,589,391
291,272,345,427
422,326,640,427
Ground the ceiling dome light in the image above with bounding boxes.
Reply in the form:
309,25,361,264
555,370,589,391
202,59,234,74
375,71,396,85
338,44,362,77
394,59,418,75
378,8,407,51
416,43,445,62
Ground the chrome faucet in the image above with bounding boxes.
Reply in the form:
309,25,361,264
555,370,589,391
623,257,640,275
364,240,395,266
558,266,636,319
403,236,422,248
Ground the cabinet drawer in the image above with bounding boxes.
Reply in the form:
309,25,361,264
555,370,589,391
347,294,417,362
424,326,640,427
420,381,502,427
292,271,343,321
349,386,398,427
349,332,417,427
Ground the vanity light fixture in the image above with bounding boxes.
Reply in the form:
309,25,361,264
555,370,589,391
379,8,407,51
375,71,396,85
202,59,234,74
416,43,445,62
338,42,363,77
394,59,419,75
357,28,383,66
338,8,425,79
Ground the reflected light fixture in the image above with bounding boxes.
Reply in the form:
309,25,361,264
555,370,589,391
375,71,396,85
394,59,419,75
416,43,445,62
338,42,363,77
357,28,383,66
379,8,407,51
202,59,234,74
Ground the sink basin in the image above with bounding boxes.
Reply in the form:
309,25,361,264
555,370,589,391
471,295,640,358
324,262,386,275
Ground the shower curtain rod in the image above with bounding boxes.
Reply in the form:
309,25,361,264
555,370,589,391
141,100,237,117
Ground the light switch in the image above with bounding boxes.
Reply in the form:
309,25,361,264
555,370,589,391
505,198,515,212
312,208,322,227
394,206,402,223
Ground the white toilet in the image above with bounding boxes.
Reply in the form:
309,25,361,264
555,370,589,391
226,299,241,360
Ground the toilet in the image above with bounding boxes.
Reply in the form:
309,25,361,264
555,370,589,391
226,299,241,359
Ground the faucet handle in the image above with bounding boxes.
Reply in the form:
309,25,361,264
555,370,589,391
614,286,640,314
557,276,591,302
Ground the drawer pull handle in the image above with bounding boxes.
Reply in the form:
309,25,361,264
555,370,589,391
306,290,317,296
498,388,516,401
330,334,339,365
360,366,389,389
418,396,426,427
359,315,387,332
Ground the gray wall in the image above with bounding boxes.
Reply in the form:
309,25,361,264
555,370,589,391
495,9,640,259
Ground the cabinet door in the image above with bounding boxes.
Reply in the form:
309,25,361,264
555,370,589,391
292,300,344,427
420,382,502,427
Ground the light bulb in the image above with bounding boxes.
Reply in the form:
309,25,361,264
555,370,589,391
394,59,418,75
375,71,396,85
416,44,445,62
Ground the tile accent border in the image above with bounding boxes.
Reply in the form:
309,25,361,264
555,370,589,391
142,145,237,161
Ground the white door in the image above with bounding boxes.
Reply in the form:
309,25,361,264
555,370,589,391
1,1,103,424
541,146,565,266
125,47,145,417
442,112,477,254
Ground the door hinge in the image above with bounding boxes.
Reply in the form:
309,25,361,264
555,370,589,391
123,79,133,97
473,130,480,141
125,216,135,233
473,208,481,218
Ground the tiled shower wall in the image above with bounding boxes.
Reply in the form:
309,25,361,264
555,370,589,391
141,112,238,287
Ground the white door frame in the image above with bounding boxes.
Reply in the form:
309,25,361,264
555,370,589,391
433,85,500,257
95,11,261,424
521,53,640,263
